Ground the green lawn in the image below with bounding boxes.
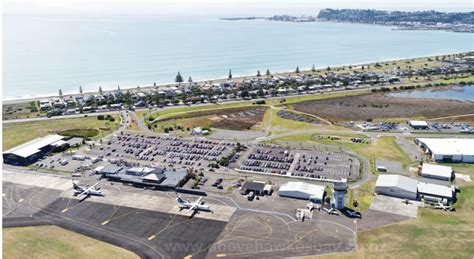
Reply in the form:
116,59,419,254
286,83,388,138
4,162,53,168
3,115,120,151
318,180,474,259
3,226,138,259
352,184,474,258
345,179,376,212
143,101,256,122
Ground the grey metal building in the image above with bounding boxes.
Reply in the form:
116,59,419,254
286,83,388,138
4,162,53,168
3,135,65,166
375,174,418,200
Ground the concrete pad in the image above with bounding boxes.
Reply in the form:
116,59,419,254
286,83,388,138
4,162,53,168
3,170,71,191
4,169,236,222
455,173,472,182
61,187,236,222
376,160,403,173
370,195,420,218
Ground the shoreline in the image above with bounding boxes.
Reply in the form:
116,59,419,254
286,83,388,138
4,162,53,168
3,51,470,104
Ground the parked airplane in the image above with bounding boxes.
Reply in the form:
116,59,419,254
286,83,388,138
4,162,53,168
323,207,339,215
72,181,104,200
176,196,212,217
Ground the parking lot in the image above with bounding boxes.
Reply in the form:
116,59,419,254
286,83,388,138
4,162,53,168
236,144,360,181
354,120,473,133
277,110,321,124
83,133,236,170
29,131,361,185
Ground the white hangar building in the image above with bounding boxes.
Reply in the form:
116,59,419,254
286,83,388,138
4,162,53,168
375,175,418,200
415,138,474,163
417,182,454,201
278,182,326,204
421,163,453,181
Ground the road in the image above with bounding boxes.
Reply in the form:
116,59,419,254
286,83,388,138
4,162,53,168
3,86,376,124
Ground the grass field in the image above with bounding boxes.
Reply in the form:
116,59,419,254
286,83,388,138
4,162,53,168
317,166,474,259
3,115,120,151
3,226,138,259
346,179,376,212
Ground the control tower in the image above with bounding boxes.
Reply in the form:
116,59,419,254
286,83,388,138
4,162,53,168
332,181,348,209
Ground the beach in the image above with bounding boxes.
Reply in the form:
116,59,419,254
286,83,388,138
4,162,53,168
4,14,474,101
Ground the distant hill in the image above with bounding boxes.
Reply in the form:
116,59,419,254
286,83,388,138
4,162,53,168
317,9,474,25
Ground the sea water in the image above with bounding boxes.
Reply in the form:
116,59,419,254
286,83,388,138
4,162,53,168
3,14,474,100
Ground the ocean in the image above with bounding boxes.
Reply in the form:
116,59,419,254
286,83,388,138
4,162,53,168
3,14,474,100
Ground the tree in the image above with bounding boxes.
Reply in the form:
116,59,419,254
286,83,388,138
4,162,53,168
117,85,121,91
79,86,83,95
327,66,331,72
99,86,103,95
257,70,261,77
125,90,132,108
266,69,271,76
311,64,316,72
188,76,193,84
228,69,232,80
137,85,141,91
175,72,183,84
153,82,156,87
295,66,300,73
59,89,63,98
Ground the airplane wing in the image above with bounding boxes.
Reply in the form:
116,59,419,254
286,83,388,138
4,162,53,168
187,197,203,212
90,182,100,190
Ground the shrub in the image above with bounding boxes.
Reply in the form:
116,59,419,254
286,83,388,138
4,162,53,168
97,115,105,120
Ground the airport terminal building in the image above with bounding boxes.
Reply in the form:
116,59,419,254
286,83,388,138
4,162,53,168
101,166,189,190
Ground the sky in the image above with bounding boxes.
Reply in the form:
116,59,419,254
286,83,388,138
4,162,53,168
3,0,474,15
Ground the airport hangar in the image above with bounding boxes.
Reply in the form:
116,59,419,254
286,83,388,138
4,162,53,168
420,163,453,181
415,138,474,163
278,181,326,204
2,134,66,166
375,174,455,202
375,174,418,200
